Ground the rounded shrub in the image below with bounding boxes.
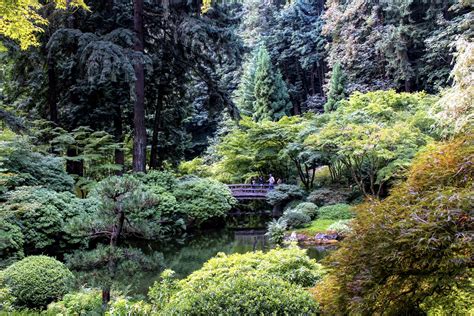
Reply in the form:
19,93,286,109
317,203,354,220
281,209,311,228
294,202,318,219
2,255,75,308
150,247,324,314
161,275,319,316
173,177,237,225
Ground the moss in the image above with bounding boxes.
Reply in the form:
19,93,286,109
293,219,338,235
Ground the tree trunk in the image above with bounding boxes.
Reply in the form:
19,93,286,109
103,210,125,307
150,90,164,169
101,287,110,310
132,0,147,172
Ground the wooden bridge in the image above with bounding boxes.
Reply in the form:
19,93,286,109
227,184,272,200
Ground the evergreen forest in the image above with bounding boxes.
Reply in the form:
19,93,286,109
0,0,473,314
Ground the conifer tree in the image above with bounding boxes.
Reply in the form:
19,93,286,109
271,69,291,120
324,62,346,112
235,52,258,117
253,46,291,121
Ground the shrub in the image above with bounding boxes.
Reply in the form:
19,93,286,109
136,170,177,191
173,177,236,225
1,187,95,252
148,269,180,311
2,147,73,192
265,218,287,245
421,284,474,316
2,256,74,308
327,219,353,235
150,247,323,315
281,209,311,229
314,135,473,314
108,297,153,315
161,275,318,316
0,286,16,312
266,184,305,206
293,202,318,219
47,288,155,316
307,187,352,206
317,203,353,220
0,218,24,268
46,288,102,315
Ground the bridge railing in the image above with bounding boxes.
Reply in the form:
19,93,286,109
227,184,273,199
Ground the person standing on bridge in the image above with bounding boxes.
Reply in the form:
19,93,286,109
268,174,275,190
258,176,264,187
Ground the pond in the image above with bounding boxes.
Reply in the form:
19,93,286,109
129,228,336,296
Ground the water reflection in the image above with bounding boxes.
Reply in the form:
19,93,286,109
132,229,334,295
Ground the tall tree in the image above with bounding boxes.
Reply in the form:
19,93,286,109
234,51,258,116
253,45,291,121
266,0,326,113
323,0,473,93
324,62,346,112
132,0,147,172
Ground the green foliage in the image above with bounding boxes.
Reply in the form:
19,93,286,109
2,256,74,308
148,269,180,312
161,275,318,316
0,218,24,268
307,187,352,206
317,203,353,220
324,62,346,112
47,287,154,315
46,288,103,315
327,219,353,235
0,285,16,312
0,0,89,49
234,51,258,117
253,45,292,121
213,115,311,184
0,140,73,192
421,283,474,316
436,38,474,136
294,219,338,235
323,0,472,93
65,175,164,297
265,218,287,245
315,134,474,314
87,175,161,238
307,90,438,197
150,247,323,315
1,187,94,252
266,0,327,113
178,158,211,178
281,209,311,229
107,297,153,315
266,184,305,206
293,202,318,219
173,177,236,226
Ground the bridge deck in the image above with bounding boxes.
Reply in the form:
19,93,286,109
227,184,272,200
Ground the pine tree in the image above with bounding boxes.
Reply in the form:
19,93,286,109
271,69,291,120
324,62,346,112
235,52,258,117
253,46,291,121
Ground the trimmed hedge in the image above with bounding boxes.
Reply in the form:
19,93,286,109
2,256,74,308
